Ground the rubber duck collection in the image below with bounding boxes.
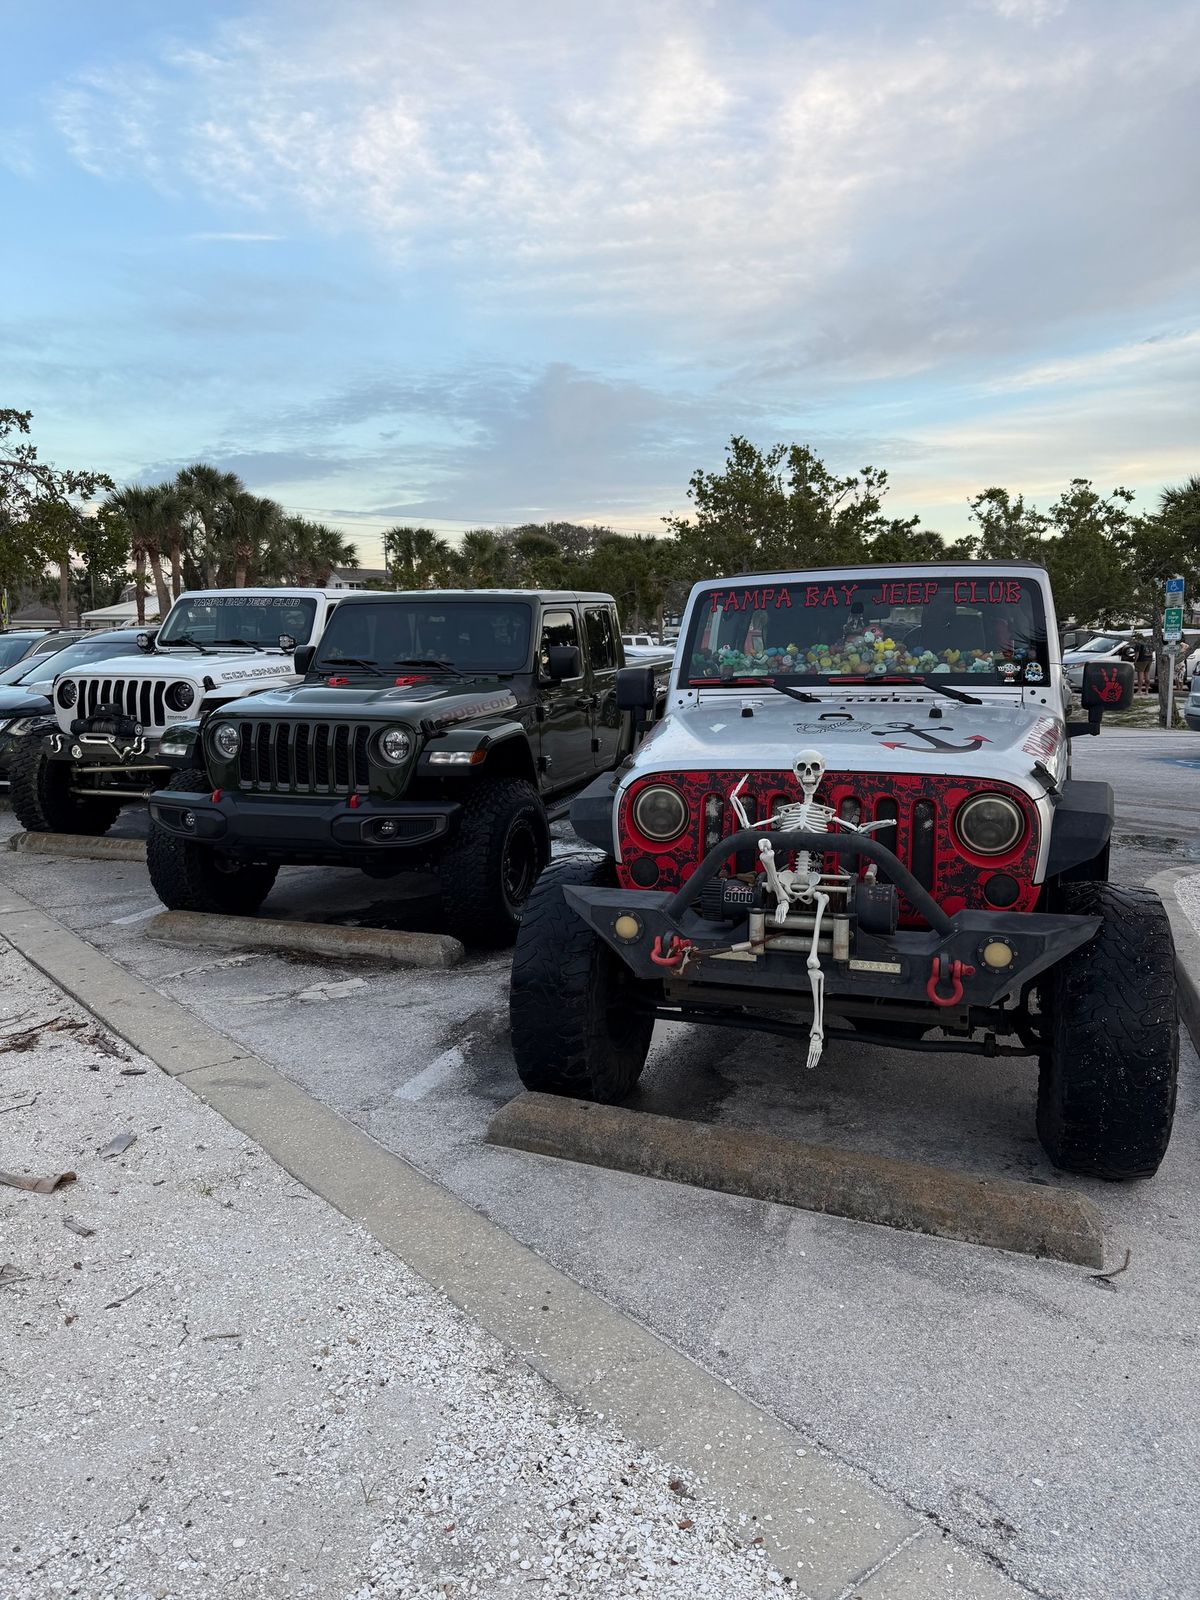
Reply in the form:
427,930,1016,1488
693,624,1015,679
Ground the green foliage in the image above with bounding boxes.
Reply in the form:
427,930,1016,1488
382,525,454,588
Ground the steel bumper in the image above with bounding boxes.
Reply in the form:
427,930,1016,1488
569,828,1099,1010
147,789,461,855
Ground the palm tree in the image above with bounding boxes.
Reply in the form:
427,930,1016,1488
151,484,188,599
454,529,511,587
107,484,171,623
228,492,283,587
275,517,359,586
382,525,453,588
176,463,243,587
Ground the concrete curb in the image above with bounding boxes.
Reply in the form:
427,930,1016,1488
0,878,1031,1600
146,909,464,970
1147,867,1200,1054
8,830,146,862
488,1093,1105,1268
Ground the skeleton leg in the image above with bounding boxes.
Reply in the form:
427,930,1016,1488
805,889,830,1070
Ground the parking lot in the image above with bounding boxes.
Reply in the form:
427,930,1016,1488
2,725,1198,1600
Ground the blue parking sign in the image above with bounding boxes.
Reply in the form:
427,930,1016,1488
1166,576,1185,595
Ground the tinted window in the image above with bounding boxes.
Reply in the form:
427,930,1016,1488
315,599,532,673
158,595,318,648
0,637,38,670
584,607,617,670
539,610,579,675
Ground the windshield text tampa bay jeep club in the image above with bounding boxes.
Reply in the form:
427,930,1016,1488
509,562,1178,1183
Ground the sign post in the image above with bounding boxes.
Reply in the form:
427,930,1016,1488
1165,578,1185,727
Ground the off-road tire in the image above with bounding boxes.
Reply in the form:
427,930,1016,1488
509,854,654,1101
1037,882,1178,1179
146,769,278,916
437,777,550,948
9,740,121,837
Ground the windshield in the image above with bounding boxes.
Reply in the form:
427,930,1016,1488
0,636,40,671
2,633,144,687
1073,636,1124,654
683,574,1050,688
157,595,318,649
314,599,532,675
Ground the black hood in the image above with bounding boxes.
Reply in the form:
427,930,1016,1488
222,678,524,722
0,687,52,718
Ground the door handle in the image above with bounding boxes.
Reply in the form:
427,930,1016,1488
575,694,598,710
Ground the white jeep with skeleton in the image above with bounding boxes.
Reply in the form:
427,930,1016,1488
9,588,344,836
509,562,1179,1181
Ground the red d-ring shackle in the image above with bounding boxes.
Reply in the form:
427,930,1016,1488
926,955,974,1007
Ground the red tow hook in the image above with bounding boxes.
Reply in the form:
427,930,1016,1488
926,955,975,1007
650,934,692,969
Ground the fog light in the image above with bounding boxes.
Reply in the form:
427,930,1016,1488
376,819,398,839
981,939,1015,969
614,913,642,942
70,744,82,759
181,810,196,830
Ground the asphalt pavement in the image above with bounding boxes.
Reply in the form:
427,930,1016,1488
1,721,1197,1600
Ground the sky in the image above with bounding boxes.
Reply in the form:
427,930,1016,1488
2,0,1198,566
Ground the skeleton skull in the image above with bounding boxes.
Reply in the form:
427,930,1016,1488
793,748,826,796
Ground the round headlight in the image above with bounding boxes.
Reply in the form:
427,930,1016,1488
57,680,77,708
166,680,195,712
212,723,241,761
632,784,688,842
379,727,412,764
955,793,1024,856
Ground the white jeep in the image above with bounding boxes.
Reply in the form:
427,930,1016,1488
509,561,1178,1181
10,588,345,835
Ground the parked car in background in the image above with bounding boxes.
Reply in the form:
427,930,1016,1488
0,630,143,786
1184,667,1200,732
1062,633,1136,693
0,629,81,672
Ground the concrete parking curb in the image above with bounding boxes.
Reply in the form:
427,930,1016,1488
7,830,146,862
0,879,1032,1599
1147,867,1200,1053
488,1094,1105,1268
146,909,464,970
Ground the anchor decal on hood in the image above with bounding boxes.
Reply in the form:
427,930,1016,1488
871,721,994,753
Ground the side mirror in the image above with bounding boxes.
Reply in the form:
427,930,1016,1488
136,630,158,653
616,664,657,712
1080,660,1134,711
546,644,582,682
294,644,316,675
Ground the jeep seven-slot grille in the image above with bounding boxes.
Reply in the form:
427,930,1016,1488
236,721,372,794
72,677,168,730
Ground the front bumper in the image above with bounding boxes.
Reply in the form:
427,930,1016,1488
147,788,461,861
570,828,1099,1015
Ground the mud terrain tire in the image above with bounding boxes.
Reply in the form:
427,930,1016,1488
437,778,550,948
1037,882,1177,1179
10,740,120,836
147,769,278,916
510,854,655,1101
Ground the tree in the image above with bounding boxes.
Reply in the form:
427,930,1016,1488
107,485,171,623
1120,478,1200,725
0,409,113,619
511,531,567,589
382,525,453,589
663,437,903,576
452,529,512,587
73,504,131,617
274,517,358,586
961,488,1050,562
227,492,283,587
176,462,243,587
1042,481,1135,628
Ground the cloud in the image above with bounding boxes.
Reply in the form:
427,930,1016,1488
49,0,1200,372
187,231,283,242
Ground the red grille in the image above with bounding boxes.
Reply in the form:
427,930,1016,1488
617,769,1041,924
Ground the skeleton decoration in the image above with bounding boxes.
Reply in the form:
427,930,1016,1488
729,749,893,1070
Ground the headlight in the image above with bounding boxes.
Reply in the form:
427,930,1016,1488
5,718,37,736
212,723,241,760
166,681,195,712
955,793,1024,855
379,727,413,764
632,784,688,842
57,680,77,708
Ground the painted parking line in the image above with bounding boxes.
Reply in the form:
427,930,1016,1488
111,904,163,926
395,1042,468,1101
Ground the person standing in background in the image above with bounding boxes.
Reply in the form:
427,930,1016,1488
1134,633,1152,693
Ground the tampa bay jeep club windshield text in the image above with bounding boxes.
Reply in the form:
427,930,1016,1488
686,572,1048,686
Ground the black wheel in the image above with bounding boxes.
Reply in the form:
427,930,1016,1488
9,740,121,836
437,778,550,948
1037,882,1178,1179
147,769,278,916
509,854,655,1101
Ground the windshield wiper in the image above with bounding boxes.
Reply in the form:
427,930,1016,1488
159,633,213,654
314,656,384,675
393,657,459,675
212,638,258,649
827,673,982,705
